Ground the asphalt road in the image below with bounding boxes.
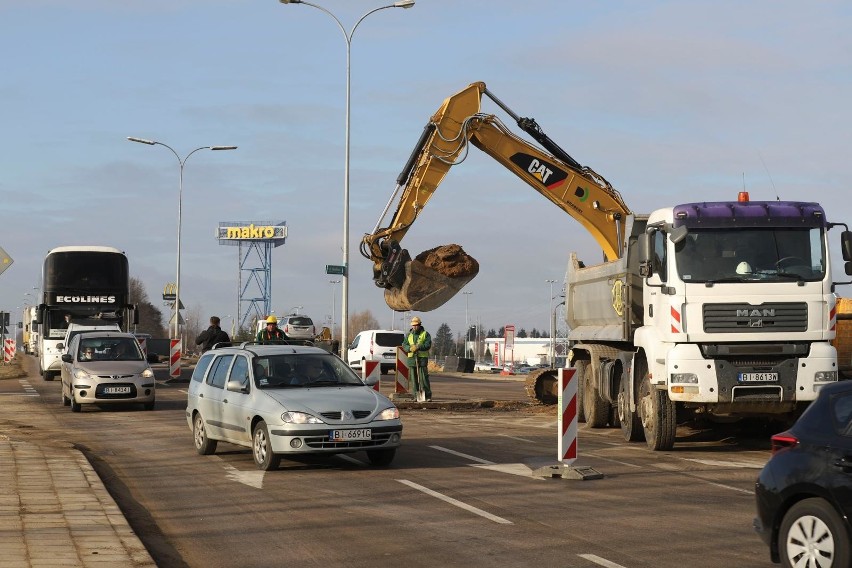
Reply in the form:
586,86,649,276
2,356,775,568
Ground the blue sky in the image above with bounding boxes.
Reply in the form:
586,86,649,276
2,0,852,338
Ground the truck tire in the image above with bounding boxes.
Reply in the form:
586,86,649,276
580,360,609,428
618,359,644,442
638,374,676,450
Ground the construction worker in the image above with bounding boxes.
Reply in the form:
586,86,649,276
257,315,287,344
406,316,432,401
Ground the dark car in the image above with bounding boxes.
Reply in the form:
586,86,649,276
754,380,852,567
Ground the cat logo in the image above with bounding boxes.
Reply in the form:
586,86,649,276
509,152,568,189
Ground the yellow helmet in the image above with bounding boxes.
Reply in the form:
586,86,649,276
410,316,421,326
265,315,278,324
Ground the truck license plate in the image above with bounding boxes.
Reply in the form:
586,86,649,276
104,386,131,394
738,372,778,382
330,429,371,441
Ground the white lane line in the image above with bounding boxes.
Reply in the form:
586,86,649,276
681,458,765,469
0,393,39,397
578,553,627,568
652,463,754,495
396,479,513,525
472,463,544,479
217,457,265,489
497,434,537,443
430,445,495,465
585,454,642,469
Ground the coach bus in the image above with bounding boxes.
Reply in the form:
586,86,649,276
36,246,136,380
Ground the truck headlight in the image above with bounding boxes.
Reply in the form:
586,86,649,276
814,371,837,382
670,373,698,384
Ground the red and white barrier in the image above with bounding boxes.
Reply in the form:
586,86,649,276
4,339,16,363
362,360,381,392
170,339,181,378
137,337,147,357
557,368,578,464
395,346,410,394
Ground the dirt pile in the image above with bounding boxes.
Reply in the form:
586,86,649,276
414,244,479,278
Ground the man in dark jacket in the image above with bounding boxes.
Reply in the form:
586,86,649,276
195,316,231,353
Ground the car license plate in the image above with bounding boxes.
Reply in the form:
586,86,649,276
330,429,371,441
383,353,394,358
104,386,131,394
738,372,778,382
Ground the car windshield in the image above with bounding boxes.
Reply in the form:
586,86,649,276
253,354,363,389
675,227,826,283
79,338,143,362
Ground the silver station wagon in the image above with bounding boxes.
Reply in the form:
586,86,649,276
186,342,403,470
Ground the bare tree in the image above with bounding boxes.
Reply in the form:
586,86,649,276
184,304,203,354
128,277,167,337
347,310,380,342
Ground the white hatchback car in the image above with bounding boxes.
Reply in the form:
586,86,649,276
186,342,403,470
60,331,156,412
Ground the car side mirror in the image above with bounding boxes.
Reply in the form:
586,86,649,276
61,354,72,363
226,379,249,393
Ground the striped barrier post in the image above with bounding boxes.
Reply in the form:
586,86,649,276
362,360,381,392
170,339,181,379
558,368,578,465
395,346,410,394
4,339,15,363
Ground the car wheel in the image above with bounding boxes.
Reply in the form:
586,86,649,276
638,374,676,450
779,498,850,568
252,421,280,471
70,395,82,413
580,360,608,428
193,413,217,455
366,448,396,467
618,360,645,442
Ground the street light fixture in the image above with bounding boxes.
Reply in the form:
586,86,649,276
127,136,237,340
277,0,415,358
546,279,556,367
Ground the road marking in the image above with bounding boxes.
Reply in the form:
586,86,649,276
652,463,754,495
472,463,544,479
578,553,627,568
396,479,513,524
430,445,495,465
217,458,264,489
0,393,39,397
681,457,765,469
497,433,537,443
586,454,642,468
337,454,367,466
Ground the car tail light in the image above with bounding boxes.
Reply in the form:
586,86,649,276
770,431,798,455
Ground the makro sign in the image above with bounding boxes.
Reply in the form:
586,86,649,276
219,224,287,240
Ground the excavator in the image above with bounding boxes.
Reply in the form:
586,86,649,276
360,81,631,312
360,81,632,404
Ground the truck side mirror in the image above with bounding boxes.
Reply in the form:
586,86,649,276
841,231,852,262
639,233,654,277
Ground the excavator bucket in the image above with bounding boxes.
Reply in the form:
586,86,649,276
383,244,479,312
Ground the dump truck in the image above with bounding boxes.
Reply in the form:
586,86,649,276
362,81,852,450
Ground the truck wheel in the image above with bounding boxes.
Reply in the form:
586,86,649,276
618,360,644,442
638,374,676,450
580,360,609,428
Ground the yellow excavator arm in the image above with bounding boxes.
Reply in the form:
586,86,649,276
361,81,631,312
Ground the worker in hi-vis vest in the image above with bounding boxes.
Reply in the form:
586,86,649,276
406,316,432,401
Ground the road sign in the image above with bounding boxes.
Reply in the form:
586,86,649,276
168,312,186,326
326,264,346,275
0,247,13,277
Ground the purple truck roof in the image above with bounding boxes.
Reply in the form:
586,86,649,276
672,201,826,229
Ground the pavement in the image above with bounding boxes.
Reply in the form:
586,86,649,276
0,360,529,568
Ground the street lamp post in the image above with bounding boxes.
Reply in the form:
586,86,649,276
329,280,340,337
127,137,237,340
546,279,556,367
278,0,415,358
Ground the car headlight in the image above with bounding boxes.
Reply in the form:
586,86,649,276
670,373,698,384
814,371,837,382
74,369,91,380
281,411,325,424
377,406,400,420
142,368,154,378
